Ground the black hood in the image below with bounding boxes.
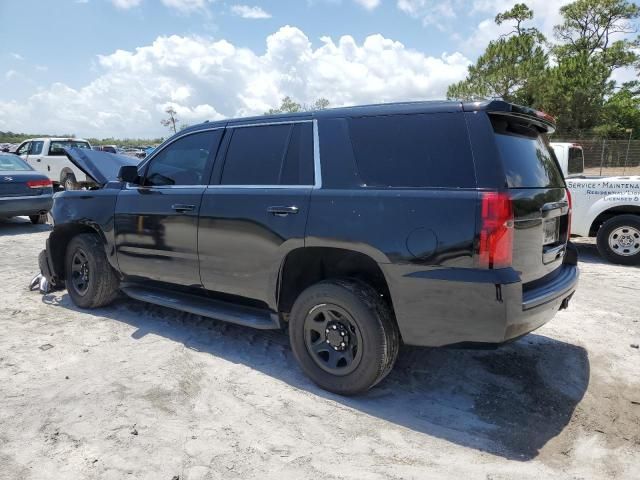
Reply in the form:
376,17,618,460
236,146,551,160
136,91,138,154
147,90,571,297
64,147,140,186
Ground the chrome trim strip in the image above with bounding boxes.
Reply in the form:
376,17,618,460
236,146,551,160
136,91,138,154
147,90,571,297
206,185,313,190
313,119,322,189
228,119,313,129
124,184,207,190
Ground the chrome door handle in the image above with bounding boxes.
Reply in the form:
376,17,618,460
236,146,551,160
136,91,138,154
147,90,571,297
267,205,299,216
172,204,195,213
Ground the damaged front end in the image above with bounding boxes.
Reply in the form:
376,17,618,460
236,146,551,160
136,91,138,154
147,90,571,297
29,147,139,294
30,247,63,294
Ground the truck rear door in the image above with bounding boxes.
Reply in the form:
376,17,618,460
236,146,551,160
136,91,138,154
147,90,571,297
491,114,570,284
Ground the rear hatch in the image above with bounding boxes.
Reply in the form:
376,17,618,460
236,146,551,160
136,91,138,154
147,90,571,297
490,113,570,285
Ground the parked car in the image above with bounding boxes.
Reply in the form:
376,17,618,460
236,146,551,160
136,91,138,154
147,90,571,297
15,137,93,190
34,100,578,395
92,145,118,154
0,152,53,224
550,143,640,265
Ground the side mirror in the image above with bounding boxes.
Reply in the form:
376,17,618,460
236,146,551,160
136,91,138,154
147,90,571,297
118,165,140,184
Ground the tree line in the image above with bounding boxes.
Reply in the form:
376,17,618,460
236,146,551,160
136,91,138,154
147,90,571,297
447,0,640,139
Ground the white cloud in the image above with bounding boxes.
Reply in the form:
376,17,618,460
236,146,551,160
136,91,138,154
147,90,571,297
230,5,272,19
4,70,18,80
354,0,381,10
161,0,208,13
397,0,457,27
111,0,142,9
9,53,24,60
0,26,471,138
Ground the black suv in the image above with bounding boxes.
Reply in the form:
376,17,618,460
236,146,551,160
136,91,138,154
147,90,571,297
36,100,578,395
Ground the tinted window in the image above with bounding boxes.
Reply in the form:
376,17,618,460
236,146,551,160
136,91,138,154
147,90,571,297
221,123,314,186
0,154,31,171
492,116,564,188
144,130,221,186
348,113,475,188
568,147,584,175
49,140,91,156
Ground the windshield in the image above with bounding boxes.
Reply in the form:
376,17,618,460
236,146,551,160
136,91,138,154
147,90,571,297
49,140,91,156
491,115,565,188
0,154,31,171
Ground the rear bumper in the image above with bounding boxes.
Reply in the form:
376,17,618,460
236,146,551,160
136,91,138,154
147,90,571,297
382,246,579,347
0,194,53,217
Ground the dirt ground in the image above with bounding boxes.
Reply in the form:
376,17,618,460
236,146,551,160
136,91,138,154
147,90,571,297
0,217,638,480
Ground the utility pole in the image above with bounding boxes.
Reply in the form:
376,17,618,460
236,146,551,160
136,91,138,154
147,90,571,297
623,128,633,175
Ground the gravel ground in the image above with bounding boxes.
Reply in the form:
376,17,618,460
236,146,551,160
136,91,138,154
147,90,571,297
0,217,638,480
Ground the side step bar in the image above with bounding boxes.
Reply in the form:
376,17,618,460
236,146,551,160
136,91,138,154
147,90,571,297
121,285,281,330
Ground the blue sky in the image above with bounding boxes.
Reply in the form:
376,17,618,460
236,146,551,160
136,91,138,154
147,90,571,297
0,0,632,137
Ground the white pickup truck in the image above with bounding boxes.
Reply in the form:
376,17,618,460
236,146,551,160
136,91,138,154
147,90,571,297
15,138,94,190
551,142,640,265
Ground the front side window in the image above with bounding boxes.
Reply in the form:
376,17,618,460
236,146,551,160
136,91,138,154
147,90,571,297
49,140,91,156
144,130,221,186
220,123,314,186
16,142,30,156
29,141,44,155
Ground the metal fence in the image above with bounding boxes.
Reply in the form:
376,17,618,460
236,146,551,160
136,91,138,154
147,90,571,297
552,137,640,176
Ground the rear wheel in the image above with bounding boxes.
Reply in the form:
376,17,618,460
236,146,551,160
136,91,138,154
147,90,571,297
63,174,79,191
288,279,399,395
65,233,119,308
29,213,47,225
596,215,640,265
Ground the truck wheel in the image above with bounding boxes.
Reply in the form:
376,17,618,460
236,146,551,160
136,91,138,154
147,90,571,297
288,279,399,395
63,174,79,191
29,213,47,225
65,233,119,308
596,215,640,265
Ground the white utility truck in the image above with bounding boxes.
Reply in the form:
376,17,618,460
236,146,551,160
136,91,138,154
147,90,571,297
551,142,640,265
16,138,93,190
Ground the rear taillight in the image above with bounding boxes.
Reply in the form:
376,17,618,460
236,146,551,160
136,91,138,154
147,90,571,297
566,188,572,238
478,192,514,269
26,179,52,189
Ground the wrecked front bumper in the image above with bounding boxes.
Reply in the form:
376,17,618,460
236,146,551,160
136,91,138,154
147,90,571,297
29,247,63,294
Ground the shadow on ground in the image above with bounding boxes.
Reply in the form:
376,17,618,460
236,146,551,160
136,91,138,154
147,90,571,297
0,217,50,237
43,291,589,461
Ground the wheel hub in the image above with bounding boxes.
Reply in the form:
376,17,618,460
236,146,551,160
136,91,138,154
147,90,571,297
609,226,640,256
325,322,349,351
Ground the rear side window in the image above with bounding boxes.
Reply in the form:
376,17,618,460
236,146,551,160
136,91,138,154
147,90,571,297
49,140,91,156
491,115,565,188
347,113,475,188
220,123,314,186
568,147,584,175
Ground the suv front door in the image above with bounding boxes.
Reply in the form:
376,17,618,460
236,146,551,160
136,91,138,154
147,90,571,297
115,128,223,286
198,120,316,307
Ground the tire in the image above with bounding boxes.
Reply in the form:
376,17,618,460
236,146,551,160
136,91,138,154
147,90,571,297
29,213,47,225
288,279,399,395
596,214,640,266
64,233,119,308
63,174,79,191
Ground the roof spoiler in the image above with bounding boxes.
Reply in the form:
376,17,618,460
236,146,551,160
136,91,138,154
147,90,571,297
462,100,556,134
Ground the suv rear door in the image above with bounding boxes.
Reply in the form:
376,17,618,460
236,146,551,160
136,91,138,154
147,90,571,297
198,120,315,307
490,113,570,284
